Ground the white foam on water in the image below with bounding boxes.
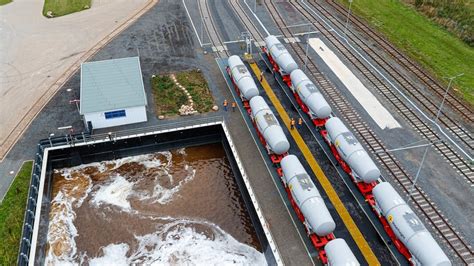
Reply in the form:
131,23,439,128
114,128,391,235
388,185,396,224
112,151,172,170
177,147,187,155
90,174,135,211
89,218,267,265
148,165,196,204
88,243,129,266
44,192,79,265
61,150,195,212
45,173,93,265
46,149,209,264
129,151,196,205
52,150,174,178
133,165,196,205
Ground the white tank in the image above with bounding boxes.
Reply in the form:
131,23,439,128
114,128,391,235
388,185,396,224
264,35,298,75
373,182,451,266
325,239,360,266
325,117,380,183
249,96,290,155
290,69,332,119
228,55,259,100
280,155,335,236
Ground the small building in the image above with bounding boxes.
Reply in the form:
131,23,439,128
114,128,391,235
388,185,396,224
80,57,147,130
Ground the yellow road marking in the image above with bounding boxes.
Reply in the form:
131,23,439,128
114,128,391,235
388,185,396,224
248,61,380,265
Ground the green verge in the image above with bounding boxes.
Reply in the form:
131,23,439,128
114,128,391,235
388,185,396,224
176,70,214,113
337,0,474,105
151,75,188,116
151,70,215,116
42,0,91,17
0,0,12,6
0,161,33,265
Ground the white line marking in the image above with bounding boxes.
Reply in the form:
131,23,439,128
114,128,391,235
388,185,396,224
243,0,270,36
182,0,204,47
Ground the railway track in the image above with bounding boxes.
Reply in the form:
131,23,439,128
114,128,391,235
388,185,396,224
306,0,473,153
197,0,230,58
258,0,474,264
228,0,265,45
326,0,473,124
289,1,474,186
304,1,474,151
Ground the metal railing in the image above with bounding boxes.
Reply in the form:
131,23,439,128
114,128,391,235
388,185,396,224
17,144,46,265
17,115,224,265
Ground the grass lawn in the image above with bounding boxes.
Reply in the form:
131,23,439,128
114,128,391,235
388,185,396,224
0,161,33,265
176,70,214,113
151,70,214,116
42,0,91,17
338,0,474,105
0,0,12,6
151,75,188,116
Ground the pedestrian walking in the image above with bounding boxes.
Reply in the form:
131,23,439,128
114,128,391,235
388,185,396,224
298,117,303,129
223,99,228,111
259,72,263,82
231,102,236,112
290,118,295,130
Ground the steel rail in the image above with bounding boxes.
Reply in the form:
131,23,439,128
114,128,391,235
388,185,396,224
263,1,473,264
293,0,473,185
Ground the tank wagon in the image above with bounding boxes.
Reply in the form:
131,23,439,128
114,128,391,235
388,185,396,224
280,156,361,265
226,55,359,265
324,117,380,184
227,55,259,101
263,35,298,84
290,69,332,126
260,45,451,264
249,96,290,156
373,183,451,266
325,238,360,266
281,155,336,236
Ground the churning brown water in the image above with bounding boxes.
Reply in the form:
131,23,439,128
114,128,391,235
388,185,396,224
45,143,265,265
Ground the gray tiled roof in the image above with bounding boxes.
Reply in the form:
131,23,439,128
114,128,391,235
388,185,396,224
80,57,147,114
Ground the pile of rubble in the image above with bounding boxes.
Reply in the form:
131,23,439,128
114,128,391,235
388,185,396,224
178,104,198,115
170,74,198,116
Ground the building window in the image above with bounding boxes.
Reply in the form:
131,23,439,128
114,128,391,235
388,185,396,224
105,110,126,119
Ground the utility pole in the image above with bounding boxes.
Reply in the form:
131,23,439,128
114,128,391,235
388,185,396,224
304,25,312,72
344,0,353,39
407,73,464,204
241,31,252,55
201,16,204,44
434,73,464,123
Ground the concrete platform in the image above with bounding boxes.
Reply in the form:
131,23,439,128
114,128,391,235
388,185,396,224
209,55,316,265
